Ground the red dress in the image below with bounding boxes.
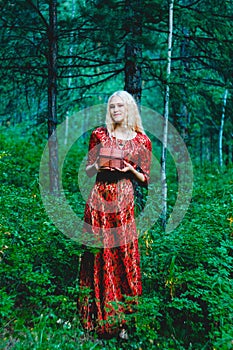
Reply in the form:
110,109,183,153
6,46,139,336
78,127,151,337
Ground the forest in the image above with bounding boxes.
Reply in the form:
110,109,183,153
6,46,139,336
0,0,233,349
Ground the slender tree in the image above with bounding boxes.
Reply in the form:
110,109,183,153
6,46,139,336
161,0,174,230
178,0,191,140
48,0,59,194
219,88,228,168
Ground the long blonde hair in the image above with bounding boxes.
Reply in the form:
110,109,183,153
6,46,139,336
105,90,144,134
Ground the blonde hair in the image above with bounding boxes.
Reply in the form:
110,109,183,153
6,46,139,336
105,90,144,134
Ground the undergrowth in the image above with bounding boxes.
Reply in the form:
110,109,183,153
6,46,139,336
0,125,232,349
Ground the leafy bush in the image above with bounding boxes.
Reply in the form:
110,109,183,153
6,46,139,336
138,165,233,349
0,125,233,349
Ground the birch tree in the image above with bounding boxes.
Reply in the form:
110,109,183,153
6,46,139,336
161,0,174,230
219,88,228,168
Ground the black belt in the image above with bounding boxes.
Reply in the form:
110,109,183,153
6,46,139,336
96,170,134,183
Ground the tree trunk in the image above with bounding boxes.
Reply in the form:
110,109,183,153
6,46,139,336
65,0,76,145
179,1,190,140
48,0,59,194
161,0,174,231
229,142,233,165
219,88,228,168
124,0,142,105
200,125,203,166
124,43,142,105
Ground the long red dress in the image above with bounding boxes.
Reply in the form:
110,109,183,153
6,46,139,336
78,127,151,338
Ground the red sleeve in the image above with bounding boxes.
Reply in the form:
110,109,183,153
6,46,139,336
86,129,101,166
138,135,152,185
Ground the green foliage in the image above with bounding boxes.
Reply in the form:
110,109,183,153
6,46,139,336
0,126,84,345
1,125,233,349
138,165,233,349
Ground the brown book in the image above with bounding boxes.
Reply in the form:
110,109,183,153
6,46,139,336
99,147,125,169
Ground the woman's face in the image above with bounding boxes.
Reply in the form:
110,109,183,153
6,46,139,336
109,96,127,125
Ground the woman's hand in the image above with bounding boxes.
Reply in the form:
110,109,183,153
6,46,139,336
117,160,145,183
119,160,134,173
86,157,100,177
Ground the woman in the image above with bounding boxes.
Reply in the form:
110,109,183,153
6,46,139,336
78,91,151,339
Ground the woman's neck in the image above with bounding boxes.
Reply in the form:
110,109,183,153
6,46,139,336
113,126,136,140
